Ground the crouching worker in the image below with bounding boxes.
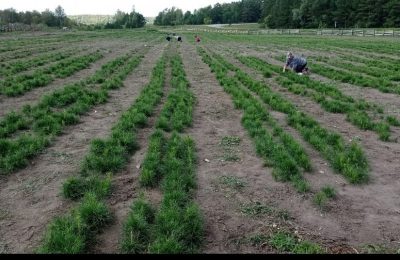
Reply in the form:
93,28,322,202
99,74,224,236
283,52,309,74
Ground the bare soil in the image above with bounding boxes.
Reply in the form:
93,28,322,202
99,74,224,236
204,43,400,251
179,42,354,253
92,44,170,254
220,42,400,118
0,39,153,119
1,32,399,254
0,41,167,253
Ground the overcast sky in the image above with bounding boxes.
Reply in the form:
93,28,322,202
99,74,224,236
0,0,235,17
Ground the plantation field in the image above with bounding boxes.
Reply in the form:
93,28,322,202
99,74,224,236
0,29,400,254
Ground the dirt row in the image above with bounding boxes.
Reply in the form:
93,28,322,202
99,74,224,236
1,33,399,253
182,42,331,252
200,43,400,250
91,44,176,254
0,40,167,253
0,39,158,119
223,42,400,117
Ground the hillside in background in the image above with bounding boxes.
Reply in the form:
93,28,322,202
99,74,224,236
145,17,155,25
68,15,114,25
68,15,154,25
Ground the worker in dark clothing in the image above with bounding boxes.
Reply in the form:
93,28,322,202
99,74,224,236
283,51,309,74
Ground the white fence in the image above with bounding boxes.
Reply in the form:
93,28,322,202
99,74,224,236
184,27,400,37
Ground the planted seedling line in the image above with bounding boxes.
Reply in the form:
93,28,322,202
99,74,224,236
0,38,84,54
122,53,203,253
311,55,400,81
197,47,312,192
0,47,87,76
202,47,312,174
0,51,104,97
238,56,392,141
140,52,196,188
252,44,400,78
0,41,89,67
155,54,195,132
0,51,146,174
0,53,135,139
0,45,60,63
311,62,400,95
0,50,143,138
39,54,167,254
201,47,369,184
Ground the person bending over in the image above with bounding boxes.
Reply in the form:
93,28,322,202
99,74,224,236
283,51,309,74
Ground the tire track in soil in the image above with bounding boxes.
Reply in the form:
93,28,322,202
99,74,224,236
212,46,400,249
0,39,150,119
179,42,348,253
91,46,172,254
0,42,167,253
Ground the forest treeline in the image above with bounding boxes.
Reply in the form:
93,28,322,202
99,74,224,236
1,0,399,30
154,0,400,28
0,6,146,29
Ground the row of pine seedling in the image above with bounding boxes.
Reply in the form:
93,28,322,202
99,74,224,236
39,52,167,253
0,34,89,54
0,50,103,96
198,47,312,192
0,45,60,63
198,46,369,187
270,46,400,95
0,46,87,76
207,34,400,95
197,45,330,251
122,52,202,254
238,55,398,141
40,48,204,253
0,49,146,174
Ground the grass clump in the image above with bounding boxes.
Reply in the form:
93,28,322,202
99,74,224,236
39,193,112,253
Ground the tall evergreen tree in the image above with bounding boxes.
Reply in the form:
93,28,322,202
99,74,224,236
385,0,400,27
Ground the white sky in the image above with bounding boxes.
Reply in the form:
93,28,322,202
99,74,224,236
0,0,235,17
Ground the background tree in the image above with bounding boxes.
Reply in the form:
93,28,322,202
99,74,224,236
0,8,18,24
1,0,399,29
211,3,223,24
104,9,146,29
54,5,66,27
241,0,262,23
154,7,184,26
384,0,400,27
41,9,57,27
